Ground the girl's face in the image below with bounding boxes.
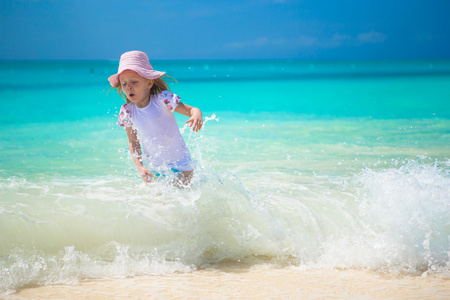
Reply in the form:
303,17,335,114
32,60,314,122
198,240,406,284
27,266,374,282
119,70,154,107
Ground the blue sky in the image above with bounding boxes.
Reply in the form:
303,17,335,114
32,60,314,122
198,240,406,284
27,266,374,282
0,0,449,60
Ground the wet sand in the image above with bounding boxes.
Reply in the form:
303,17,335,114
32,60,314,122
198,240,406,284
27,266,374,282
8,264,450,299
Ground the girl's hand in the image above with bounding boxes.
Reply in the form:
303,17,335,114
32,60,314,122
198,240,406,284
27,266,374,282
186,110,203,132
137,166,154,183
175,103,203,132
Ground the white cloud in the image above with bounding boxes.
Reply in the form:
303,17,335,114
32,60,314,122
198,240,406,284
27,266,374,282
225,36,317,49
357,31,388,44
225,31,387,51
322,33,353,48
226,37,280,48
292,36,318,48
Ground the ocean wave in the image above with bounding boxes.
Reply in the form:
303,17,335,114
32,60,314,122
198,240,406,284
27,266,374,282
1,158,449,294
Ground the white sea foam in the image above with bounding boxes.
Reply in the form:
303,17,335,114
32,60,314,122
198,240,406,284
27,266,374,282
318,159,450,273
1,158,449,294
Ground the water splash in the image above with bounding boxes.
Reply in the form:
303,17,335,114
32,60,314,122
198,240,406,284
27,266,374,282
1,148,449,294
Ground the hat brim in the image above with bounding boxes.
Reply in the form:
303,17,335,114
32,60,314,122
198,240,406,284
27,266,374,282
108,69,165,86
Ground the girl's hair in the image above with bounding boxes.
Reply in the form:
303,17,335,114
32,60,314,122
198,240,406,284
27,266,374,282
109,75,176,104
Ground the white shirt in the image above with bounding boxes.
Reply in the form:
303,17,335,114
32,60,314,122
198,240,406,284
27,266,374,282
118,90,192,171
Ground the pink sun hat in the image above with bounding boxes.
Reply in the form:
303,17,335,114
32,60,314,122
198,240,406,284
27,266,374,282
108,51,165,86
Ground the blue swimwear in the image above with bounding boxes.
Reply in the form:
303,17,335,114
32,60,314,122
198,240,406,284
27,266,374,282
151,168,182,178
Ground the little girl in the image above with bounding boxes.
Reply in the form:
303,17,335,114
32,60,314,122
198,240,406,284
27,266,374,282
108,51,203,185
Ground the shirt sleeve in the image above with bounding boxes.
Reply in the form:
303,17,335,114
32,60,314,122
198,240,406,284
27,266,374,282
159,90,181,113
118,104,133,127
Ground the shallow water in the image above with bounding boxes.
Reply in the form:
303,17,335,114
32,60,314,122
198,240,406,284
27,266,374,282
0,59,449,295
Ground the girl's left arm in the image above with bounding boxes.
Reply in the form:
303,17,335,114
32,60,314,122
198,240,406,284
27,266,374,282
175,103,203,132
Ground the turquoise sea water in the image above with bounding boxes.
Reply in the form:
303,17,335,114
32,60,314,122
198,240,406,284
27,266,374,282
0,59,449,294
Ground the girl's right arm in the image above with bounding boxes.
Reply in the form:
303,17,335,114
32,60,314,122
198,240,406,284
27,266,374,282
125,127,154,183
